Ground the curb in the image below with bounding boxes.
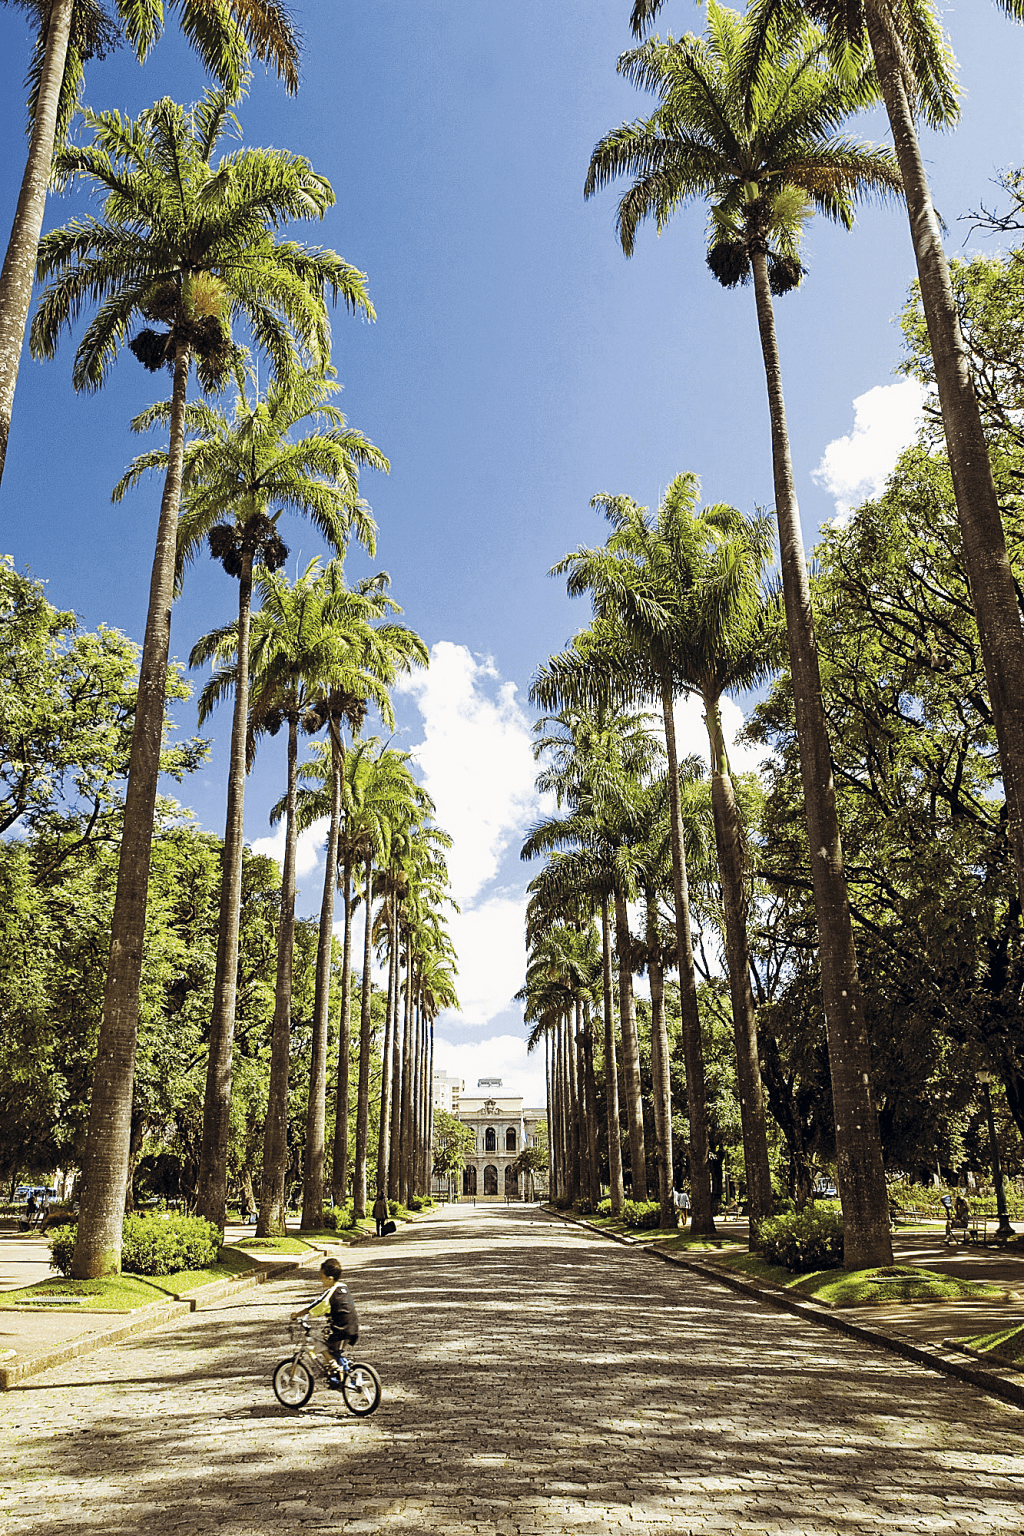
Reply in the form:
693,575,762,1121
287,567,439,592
555,1210,1024,1411
0,1259,302,1391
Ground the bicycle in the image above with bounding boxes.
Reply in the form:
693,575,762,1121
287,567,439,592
272,1320,381,1415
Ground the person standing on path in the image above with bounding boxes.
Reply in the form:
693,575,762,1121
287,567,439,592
372,1192,389,1238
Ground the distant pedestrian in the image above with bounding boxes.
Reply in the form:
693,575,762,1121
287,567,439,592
372,1192,389,1237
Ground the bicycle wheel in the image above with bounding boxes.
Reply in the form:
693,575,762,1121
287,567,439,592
341,1361,381,1416
273,1357,314,1407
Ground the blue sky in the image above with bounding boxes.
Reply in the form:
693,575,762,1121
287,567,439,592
2,2,1023,1104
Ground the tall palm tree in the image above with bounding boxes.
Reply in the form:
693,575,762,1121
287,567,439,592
115,365,387,1229
523,701,664,1206
0,0,301,489
535,617,716,1233
33,92,371,1278
636,0,1024,925
559,477,782,1245
344,744,433,1219
586,3,900,1264
196,558,390,1234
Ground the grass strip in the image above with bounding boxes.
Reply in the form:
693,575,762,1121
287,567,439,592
953,1323,1024,1363
715,1254,1005,1307
231,1235,314,1255
0,1246,261,1310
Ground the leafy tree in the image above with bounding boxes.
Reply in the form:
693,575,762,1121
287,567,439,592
0,0,300,487
588,2,901,1265
432,1107,474,1192
31,90,371,1277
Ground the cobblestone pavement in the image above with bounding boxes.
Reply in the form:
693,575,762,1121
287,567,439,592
1,1204,1022,1536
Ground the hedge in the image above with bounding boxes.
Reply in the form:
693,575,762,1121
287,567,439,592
48,1214,220,1277
759,1207,844,1272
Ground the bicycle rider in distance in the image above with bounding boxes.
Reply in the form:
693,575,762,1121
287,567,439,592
290,1256,360,1387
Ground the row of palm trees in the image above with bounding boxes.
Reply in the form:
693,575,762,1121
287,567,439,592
0,6,459,1268
564,0,1024,1264
521,481,780,1246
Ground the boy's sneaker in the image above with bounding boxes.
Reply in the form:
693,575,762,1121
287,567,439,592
327,1372,341,1389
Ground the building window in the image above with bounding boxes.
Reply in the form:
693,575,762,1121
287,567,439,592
463,1166,477,1196
484,1164,498,1196
484,1127,497,1152
505,1127,516,1152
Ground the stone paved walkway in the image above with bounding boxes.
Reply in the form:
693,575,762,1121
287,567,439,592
1,1203,1022,1536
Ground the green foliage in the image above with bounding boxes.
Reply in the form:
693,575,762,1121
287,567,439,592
48,1214,220,1276
759,1207,845,1273
432,1108,476,1179
621,1199,662,1230
597,1198,613,1216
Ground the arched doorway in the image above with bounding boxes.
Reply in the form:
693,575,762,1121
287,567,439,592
484,1164,498,1196
463,1165,477,1196
505,1165,519,1198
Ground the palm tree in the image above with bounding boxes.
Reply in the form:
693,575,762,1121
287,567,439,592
523,700,664,1207
0,0,300,489
534,617,717,1233
636,0,1024,926
587,3,900,1264
33,92,371,1278
195,559,389,1234
561,477,782,1244
115,364,387,1229
344,744,433,1219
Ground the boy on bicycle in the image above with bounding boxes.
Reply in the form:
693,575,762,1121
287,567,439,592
291,1257,359,1385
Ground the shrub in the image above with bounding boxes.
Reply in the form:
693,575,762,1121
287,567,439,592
46,1224,77,1276
596,1199,613,1217
622,1199,661,1230
47,1214,221,1278
408,1195,424,1211
759,1207,844,1273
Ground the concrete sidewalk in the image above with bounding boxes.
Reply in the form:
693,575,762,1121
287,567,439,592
0,1224,327,1389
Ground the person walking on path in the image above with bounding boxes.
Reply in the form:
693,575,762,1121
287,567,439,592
372,1193,389,1238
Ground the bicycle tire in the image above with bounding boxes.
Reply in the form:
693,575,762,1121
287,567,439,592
273,1357,314,1407
341,1361,381,1416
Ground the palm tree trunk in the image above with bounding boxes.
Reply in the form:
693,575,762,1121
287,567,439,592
301,724,344,1231
644,888,674,1229
258,711,300,1236
551,1022,563,1200
658,674,715,1236
329,857,354,1209
0,0,74,489
581,1002,601,1207
399,958,414,1205
375,892,397,1196
865,1,1024,914
388,938,407,1199
70,340,191,1278
353,853,374,1219
567,1002,581,1205
197,550,255,1230
704,694,773,1247
601,895,625,1214
750,246,891,1269
574,998,591,1207
425,1016,435,1195
612,886,647,1200
544,1031,554,1201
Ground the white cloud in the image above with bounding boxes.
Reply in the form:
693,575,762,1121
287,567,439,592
251,817,328,882
442,888,528,1026
396,641,540,906
663,692,769,777
812,378,927,519
432,1033,547,1108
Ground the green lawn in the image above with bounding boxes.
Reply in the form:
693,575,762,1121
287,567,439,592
0,1244,260,1310
232,1235,316,1255
954,1323,1024,1363
716,1253,1005,1307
